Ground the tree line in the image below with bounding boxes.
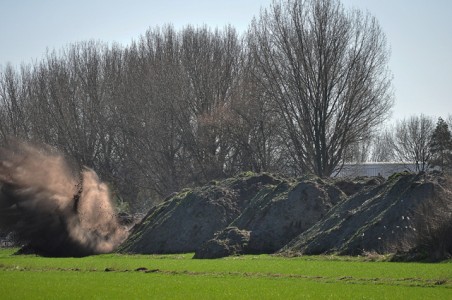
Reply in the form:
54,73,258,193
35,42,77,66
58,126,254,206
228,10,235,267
0,0,396,211
369,115,452,172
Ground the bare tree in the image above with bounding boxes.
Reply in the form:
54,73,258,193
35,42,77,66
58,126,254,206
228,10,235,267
248,0,393,177
393,115,434,172
227,51,286,173
103,26,185,203
371,127,395,162
342,134,373,164
0,64,30,140
180,25,242,182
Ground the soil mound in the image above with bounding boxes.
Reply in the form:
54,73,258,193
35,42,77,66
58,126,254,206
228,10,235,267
118,173,282,254
120,171,451,260
193,227,251,259
196,178,344,258
120,173,345,256
280,172,452,260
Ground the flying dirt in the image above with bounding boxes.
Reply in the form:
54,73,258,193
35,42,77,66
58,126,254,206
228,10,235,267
0,139,127,257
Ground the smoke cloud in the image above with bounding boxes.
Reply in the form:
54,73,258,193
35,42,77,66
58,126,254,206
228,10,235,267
0,139,127,257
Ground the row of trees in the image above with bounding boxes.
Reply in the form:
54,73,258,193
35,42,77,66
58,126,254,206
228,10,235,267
347,115,452,173
0,0,394,211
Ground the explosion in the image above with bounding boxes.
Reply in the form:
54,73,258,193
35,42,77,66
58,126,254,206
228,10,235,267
0,139,127,257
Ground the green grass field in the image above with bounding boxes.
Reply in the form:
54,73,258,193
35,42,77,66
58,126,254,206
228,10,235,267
0,248,450,299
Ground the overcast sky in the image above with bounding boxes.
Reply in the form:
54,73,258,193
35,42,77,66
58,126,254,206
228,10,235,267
1,0,451,123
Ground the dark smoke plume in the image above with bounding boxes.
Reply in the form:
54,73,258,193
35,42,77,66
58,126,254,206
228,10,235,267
0,139,127,257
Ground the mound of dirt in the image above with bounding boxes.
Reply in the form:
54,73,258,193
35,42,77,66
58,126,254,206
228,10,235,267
120,171,451,260
196,178,345,258
280,172,452,260
193,227,251,259
120,172,347,257
118,173,282,254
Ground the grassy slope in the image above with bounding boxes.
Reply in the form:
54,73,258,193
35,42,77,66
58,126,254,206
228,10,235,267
0,249,450,299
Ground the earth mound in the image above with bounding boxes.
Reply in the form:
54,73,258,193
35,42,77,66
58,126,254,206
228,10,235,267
118,173,283,254
195,178,345,258
119,171,451,260
119,173,346,256
193,227,251,259
280,172,452,260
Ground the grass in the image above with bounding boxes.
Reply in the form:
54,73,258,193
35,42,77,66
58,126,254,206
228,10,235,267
0,248,451,299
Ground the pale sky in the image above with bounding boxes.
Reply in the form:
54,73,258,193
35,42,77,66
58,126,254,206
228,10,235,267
1,0,451,122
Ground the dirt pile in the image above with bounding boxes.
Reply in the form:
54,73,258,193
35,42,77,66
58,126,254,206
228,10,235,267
119,171,451,260
194,227,251,259
194,178,345,258
118,173,283,254
120,173,345,256
280,172,452,260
